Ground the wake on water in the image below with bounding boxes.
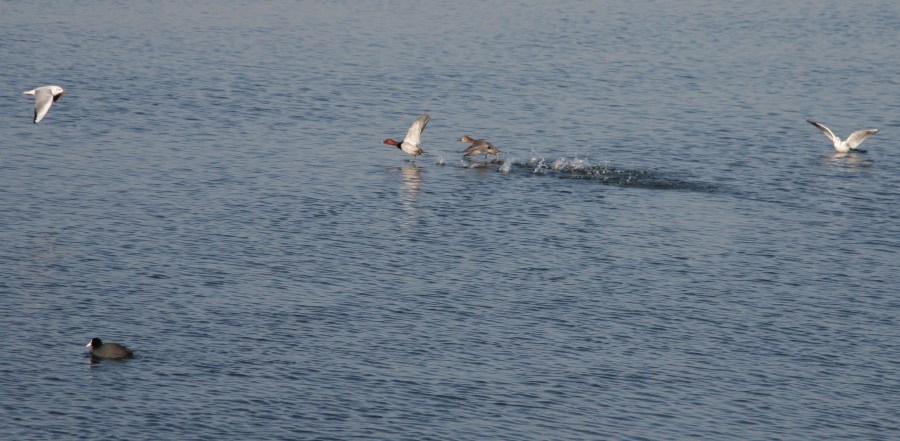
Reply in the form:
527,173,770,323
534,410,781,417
439,151,719,192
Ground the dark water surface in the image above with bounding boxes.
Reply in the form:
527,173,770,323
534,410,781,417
2,1,899,439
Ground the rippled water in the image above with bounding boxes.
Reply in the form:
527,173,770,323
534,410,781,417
2,1,899,439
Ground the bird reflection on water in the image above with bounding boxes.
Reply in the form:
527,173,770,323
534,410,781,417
398,166,422,229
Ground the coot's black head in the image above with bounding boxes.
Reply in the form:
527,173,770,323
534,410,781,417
87,337,103,348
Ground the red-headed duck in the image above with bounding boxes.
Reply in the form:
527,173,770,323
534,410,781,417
383,113,430,158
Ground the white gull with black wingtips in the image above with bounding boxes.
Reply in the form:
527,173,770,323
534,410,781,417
807,120,878,153
23,85,65,123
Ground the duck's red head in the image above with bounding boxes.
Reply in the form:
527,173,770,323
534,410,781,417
382,138,400,146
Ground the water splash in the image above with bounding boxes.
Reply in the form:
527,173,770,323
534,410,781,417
447,149,717,192
498,157,513,174
530,149,548,174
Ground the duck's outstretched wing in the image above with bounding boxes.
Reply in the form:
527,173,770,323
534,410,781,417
402,113,430,148
462,139,491,156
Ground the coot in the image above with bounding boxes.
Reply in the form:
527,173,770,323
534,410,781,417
86,337,133,360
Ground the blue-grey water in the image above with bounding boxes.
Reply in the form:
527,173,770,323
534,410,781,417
2,1,899,439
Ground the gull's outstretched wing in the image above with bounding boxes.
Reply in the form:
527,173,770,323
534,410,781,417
845,129,878,149
807,120,837,143
33,88,56,123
